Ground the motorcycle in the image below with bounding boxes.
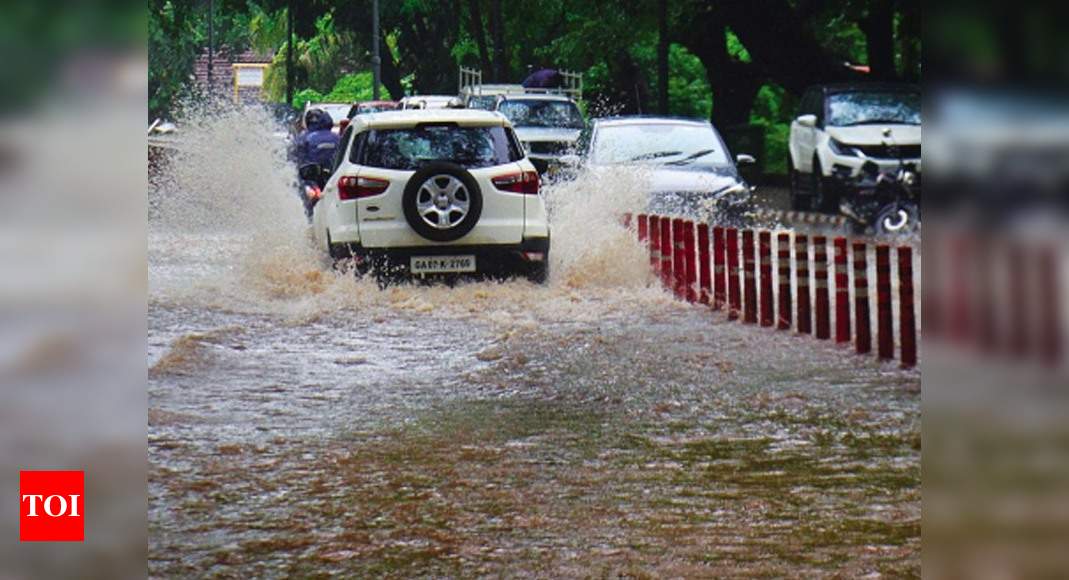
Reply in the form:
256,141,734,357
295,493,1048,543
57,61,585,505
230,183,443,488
298,163,328,221
839,159,920,235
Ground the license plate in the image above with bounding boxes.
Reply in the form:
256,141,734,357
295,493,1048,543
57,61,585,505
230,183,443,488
410,255,476,274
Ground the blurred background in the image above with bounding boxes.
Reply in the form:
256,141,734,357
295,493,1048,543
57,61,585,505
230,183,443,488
0,0,147,578
925,0,1069,577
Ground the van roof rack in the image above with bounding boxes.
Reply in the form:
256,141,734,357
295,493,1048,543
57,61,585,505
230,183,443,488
459,66,583,101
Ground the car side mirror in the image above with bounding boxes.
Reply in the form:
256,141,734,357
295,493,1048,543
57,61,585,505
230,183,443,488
736,153,756,166
558,154,582,167
796,114,817,128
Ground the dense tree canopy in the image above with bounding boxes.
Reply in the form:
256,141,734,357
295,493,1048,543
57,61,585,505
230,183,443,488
150,0,921,173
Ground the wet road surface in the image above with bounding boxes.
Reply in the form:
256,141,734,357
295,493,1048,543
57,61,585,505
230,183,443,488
148,112,919,577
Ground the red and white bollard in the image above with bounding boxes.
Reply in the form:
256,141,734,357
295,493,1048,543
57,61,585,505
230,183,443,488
698,224,711,305
742,230,757,324
649,216,662,276
834,237,851,343
1039,245,1063,366
813,236,830,340
660,216,673,289
684,221,698,303
727,228,741,320
898,246,917,368
876,245,894,360
796,234,811,334
853,241,872,354
777,233,792,330
713,226,726,311
673,218,686,300
637,214,648,244
759,231,774,327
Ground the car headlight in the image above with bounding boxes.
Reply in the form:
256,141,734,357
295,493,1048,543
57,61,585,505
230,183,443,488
828,138,861,157
715,183,752,205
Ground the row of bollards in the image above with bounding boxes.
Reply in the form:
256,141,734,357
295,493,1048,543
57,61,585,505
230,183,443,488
634,213,919,368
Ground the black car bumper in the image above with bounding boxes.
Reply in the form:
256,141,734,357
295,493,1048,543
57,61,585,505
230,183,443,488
344,237,551,279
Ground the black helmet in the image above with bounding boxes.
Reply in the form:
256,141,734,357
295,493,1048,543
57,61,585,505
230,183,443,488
304,108,331,130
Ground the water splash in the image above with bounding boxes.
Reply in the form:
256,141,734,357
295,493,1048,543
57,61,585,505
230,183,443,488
149,103,669,324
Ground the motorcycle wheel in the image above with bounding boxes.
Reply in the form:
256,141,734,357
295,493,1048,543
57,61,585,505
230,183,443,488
875,204,919,235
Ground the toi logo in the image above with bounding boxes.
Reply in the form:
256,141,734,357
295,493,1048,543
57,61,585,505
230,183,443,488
19,470,84,542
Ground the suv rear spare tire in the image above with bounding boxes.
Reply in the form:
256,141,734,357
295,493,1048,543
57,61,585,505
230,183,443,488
402,162,483,242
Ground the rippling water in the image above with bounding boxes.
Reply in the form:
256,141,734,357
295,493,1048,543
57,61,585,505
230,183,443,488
149,106,920,577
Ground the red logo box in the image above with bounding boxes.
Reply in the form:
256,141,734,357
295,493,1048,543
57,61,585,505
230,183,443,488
19,470,84,542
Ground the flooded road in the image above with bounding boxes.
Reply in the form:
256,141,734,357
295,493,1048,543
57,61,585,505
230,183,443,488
148,109,920,577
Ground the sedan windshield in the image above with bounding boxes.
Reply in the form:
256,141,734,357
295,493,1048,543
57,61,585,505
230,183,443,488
360,126,523,170
591,123,730,166
827,91,921,126
497,99,584,129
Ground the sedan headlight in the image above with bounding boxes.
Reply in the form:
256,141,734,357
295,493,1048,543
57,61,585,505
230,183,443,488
715,183,752,205
828,138,861,157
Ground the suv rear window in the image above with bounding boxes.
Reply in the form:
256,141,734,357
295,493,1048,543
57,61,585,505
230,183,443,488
355,125,523,170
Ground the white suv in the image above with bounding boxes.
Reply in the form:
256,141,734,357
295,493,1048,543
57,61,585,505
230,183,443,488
311,109,550,282
788,84,921,212
494,95,585,174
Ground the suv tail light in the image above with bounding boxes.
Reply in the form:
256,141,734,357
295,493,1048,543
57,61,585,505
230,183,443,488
492,170,540,194
339,176,389,200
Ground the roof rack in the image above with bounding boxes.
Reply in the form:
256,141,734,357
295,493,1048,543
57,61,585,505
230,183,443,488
458,66,583,101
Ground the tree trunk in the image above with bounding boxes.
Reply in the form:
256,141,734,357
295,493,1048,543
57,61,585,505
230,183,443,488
657,0,669,114
678,4,761,126
898,0,920,81
467,0,492,74
861,0,896,80
710,0,862,95
490,0,507,81
380,45,404,99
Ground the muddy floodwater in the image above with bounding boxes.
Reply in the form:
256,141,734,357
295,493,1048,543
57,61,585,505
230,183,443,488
148,108,920,577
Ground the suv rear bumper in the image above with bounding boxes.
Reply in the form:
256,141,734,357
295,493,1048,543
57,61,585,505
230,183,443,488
342,237,550,277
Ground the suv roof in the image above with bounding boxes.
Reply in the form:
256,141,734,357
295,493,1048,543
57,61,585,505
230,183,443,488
352,109,510,130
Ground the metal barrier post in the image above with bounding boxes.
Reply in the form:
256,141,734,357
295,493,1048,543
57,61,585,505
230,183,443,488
698,224,711,305
876,245,894,360
834,237,851,343
796,235,811,334
854,241,871,354
742,230,757,323
814,236,830,339
777,233,792,330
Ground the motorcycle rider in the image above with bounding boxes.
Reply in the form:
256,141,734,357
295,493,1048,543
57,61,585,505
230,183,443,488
292,108,338,219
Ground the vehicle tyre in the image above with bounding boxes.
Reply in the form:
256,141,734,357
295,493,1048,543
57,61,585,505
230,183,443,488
874,203,919,235
811,157,836,214
402,162,483,242
327,232,352,259
526,261,549,284
789,161,811,211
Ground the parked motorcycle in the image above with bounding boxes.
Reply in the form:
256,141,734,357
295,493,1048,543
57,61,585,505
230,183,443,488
839,159,920,235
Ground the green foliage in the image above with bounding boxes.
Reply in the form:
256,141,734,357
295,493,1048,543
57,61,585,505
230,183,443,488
749,84,799,175
292,88,325,110
150,0,922,175
325,72,393,103
668,44,711,120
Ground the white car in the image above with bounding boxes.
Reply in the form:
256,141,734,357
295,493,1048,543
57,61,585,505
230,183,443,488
494,94,584,174
311,109,550,282
788,84,921,212
398,95,462,110
460,84,526,110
